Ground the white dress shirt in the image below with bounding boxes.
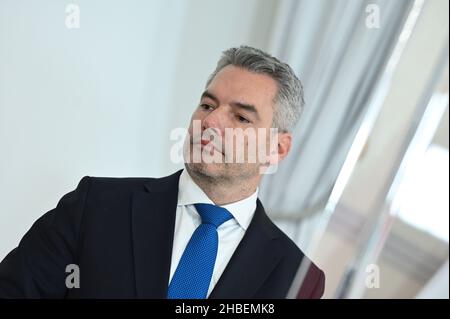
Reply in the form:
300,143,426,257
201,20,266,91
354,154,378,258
168,169,258,297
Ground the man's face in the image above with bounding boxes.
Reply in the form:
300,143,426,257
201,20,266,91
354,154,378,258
184,65,289,182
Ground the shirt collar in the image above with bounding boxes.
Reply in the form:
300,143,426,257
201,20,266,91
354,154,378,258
177,168,258,231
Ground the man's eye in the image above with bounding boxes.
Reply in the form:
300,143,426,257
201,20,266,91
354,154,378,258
200,104,213,111
237,115,250,124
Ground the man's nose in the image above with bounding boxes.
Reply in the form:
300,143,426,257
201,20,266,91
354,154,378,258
202,107,227,135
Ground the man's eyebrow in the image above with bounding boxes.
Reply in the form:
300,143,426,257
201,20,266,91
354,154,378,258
200,91,219,104
201,90,261,121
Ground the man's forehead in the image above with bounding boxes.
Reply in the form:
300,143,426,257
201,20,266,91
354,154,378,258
205,65,277,107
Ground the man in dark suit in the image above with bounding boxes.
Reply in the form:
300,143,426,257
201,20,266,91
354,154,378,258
0,46,325,299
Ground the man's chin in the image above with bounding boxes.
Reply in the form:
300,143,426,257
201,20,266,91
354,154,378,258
185,162,230,180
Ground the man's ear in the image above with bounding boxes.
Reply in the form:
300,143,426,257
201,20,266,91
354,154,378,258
268,132,292,165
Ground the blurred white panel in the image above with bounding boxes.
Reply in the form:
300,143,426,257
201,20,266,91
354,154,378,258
416,259,449,299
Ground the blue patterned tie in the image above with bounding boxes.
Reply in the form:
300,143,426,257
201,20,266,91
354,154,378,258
167,203,233,299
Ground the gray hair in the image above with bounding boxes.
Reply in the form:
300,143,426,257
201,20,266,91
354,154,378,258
206,45,304,133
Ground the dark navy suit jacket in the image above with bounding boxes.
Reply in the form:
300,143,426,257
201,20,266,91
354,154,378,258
0,170,325,298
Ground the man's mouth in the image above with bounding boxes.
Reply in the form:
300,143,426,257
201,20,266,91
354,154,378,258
194,139,224,156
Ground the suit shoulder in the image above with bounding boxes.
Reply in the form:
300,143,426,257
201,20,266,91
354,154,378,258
83,170,182,193
262,213,323,272
87,176,154,189
272,223,303,257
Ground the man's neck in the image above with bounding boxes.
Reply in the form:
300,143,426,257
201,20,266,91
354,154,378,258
185,168,259,206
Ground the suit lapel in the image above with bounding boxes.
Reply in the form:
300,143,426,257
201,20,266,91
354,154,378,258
209,200,283,299
131,170,282,299
131,170,182,298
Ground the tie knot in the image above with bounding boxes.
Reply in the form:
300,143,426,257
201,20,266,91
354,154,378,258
194,203,233,228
